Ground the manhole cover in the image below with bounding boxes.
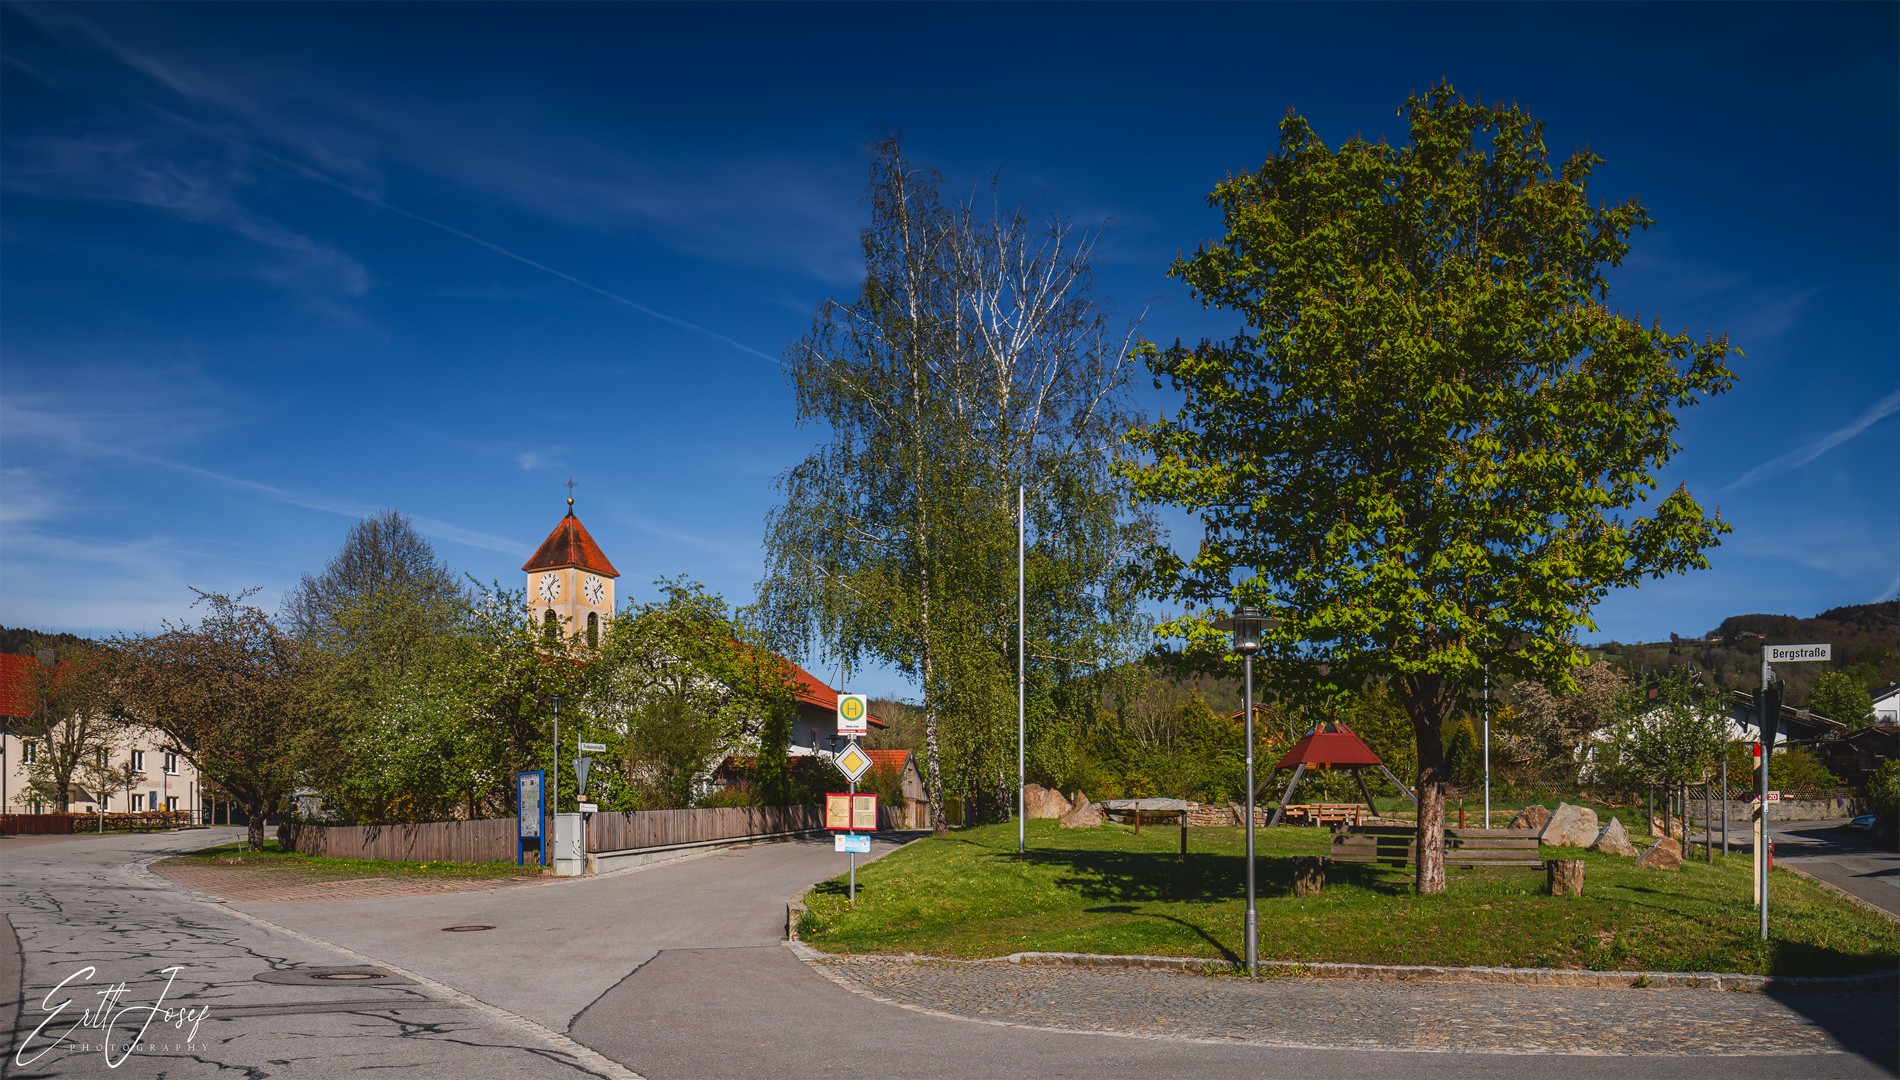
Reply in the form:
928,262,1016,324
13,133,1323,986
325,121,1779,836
254,967,414,986
441,925,496,932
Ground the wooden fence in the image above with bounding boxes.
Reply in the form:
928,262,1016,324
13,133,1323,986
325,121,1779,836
279,817,527,863
276,803,894,864
1,813,79,834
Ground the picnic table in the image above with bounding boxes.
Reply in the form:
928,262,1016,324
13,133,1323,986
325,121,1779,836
1278,803,1375,827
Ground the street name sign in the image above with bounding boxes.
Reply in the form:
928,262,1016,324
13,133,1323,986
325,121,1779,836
835,834,871,854
1765,644,1830,663
579,742,607,753
832,742,874,783
578,803,599,814
836,693,869,736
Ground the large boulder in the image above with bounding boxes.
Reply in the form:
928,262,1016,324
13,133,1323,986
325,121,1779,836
1589,816,1640,857
1540,802,1601,848
1650,817,1685,839
1635,836,1683,870
1023,784,1072,819
1509,804,1552,832
1058,792,1105,829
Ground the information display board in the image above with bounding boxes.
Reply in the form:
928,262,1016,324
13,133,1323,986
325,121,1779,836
826,792,879,831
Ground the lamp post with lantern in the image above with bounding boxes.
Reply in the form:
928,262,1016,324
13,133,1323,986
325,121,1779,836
1213,606,1265,977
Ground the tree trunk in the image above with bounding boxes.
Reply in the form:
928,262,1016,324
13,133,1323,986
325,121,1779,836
1404,676,1448,895
1292,855,1325,898
1547,858,1585,897
246,803,267,851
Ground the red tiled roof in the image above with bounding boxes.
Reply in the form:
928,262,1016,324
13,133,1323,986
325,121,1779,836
1274,722,1386,769
0,653,36,718
785,661,888,729
521,507,620,577
865,749,912,772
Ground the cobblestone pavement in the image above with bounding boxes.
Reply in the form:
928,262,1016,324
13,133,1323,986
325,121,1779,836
151,860,544,902
807,954,1899,1058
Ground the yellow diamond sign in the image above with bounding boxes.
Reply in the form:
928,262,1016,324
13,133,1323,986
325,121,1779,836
833,742,873,783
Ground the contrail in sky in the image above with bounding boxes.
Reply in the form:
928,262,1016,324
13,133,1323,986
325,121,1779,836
1724,389,1900,491
253,147,786,368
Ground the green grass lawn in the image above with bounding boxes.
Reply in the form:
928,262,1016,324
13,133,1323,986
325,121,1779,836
162,838,533,881
798,820,1898,978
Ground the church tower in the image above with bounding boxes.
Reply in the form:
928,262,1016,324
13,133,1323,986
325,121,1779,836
522,496,620,647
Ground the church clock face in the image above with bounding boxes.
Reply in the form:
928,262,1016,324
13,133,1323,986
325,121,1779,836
584,575,604,605
538,572,562,602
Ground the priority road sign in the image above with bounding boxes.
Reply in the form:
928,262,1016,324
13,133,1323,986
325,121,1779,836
574,756,593,794
832,741,874,783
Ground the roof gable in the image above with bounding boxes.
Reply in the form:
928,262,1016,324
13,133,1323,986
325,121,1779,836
1274,722,1386,769
522,509,620,577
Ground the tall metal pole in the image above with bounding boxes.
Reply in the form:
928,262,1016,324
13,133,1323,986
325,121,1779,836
1722,756,1729,857
1018,484,1026,856
850,773,857,902
1244,650,1257,978
1759,671,1774,941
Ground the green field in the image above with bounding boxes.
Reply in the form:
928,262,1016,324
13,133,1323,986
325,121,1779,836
798,820,1898,977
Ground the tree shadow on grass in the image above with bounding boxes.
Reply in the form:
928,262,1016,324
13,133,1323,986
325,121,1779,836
999,847,1413,906
1082,904,1239,962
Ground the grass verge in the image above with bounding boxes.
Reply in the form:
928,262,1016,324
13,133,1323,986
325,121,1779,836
798,819,1898,978
157,838,534,882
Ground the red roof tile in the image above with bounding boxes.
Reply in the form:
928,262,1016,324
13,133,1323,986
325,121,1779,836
785,661,888,729
521,507,620,577
865,749,912,772
0,653,36,718
1274,723,1386,769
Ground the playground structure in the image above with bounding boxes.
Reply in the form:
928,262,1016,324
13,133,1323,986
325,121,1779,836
1265,722,1417,828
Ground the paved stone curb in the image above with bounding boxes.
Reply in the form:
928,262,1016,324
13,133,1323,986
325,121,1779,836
132,855,646,1080
788,933,1899,993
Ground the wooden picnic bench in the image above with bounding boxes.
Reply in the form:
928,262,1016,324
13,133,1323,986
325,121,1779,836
1327,825,1544,870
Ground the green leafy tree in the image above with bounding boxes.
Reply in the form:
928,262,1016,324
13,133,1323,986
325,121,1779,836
1808,670,1875,728
756,136,1155,833
114,590,315,850
15,643,116,811
1122,84,1736,893
1595,671,1728,795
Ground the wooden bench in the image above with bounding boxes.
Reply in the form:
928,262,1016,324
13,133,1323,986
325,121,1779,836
1328,826,1543,870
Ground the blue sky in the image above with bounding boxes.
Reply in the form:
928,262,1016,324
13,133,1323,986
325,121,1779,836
2,2,1895,696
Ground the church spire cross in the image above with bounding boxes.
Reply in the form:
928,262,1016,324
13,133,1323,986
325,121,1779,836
564,476,578,513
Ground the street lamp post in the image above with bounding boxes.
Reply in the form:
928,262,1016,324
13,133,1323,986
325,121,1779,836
1215,606,1264,977
545,695,563,813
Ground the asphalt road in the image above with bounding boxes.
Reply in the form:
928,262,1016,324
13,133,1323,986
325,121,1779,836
0,828,617,1080
4,827,1895,1080
1769,819,1900,919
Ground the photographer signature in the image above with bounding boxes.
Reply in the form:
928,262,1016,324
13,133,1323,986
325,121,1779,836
15,965,211,1069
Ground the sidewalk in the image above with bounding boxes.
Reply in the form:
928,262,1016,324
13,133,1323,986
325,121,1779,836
801,950,1898,1058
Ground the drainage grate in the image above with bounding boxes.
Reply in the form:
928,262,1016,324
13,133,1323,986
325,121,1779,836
254,966,414,986
440,925,496,932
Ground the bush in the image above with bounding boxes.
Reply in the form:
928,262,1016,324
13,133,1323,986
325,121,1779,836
1860,760,1900,846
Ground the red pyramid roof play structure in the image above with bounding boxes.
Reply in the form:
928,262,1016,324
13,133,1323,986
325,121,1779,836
1274,722,1385,770
522,501,620,578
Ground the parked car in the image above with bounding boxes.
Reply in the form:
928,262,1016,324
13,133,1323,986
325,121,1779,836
1848,814,1877,831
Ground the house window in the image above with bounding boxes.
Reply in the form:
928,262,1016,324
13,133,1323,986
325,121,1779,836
131,750,145,771
99,795,109,811
132,794,145,812
163,752,178,775
21,741,36,764
543,610,560,640
165,796,178,812
587,611,599,648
